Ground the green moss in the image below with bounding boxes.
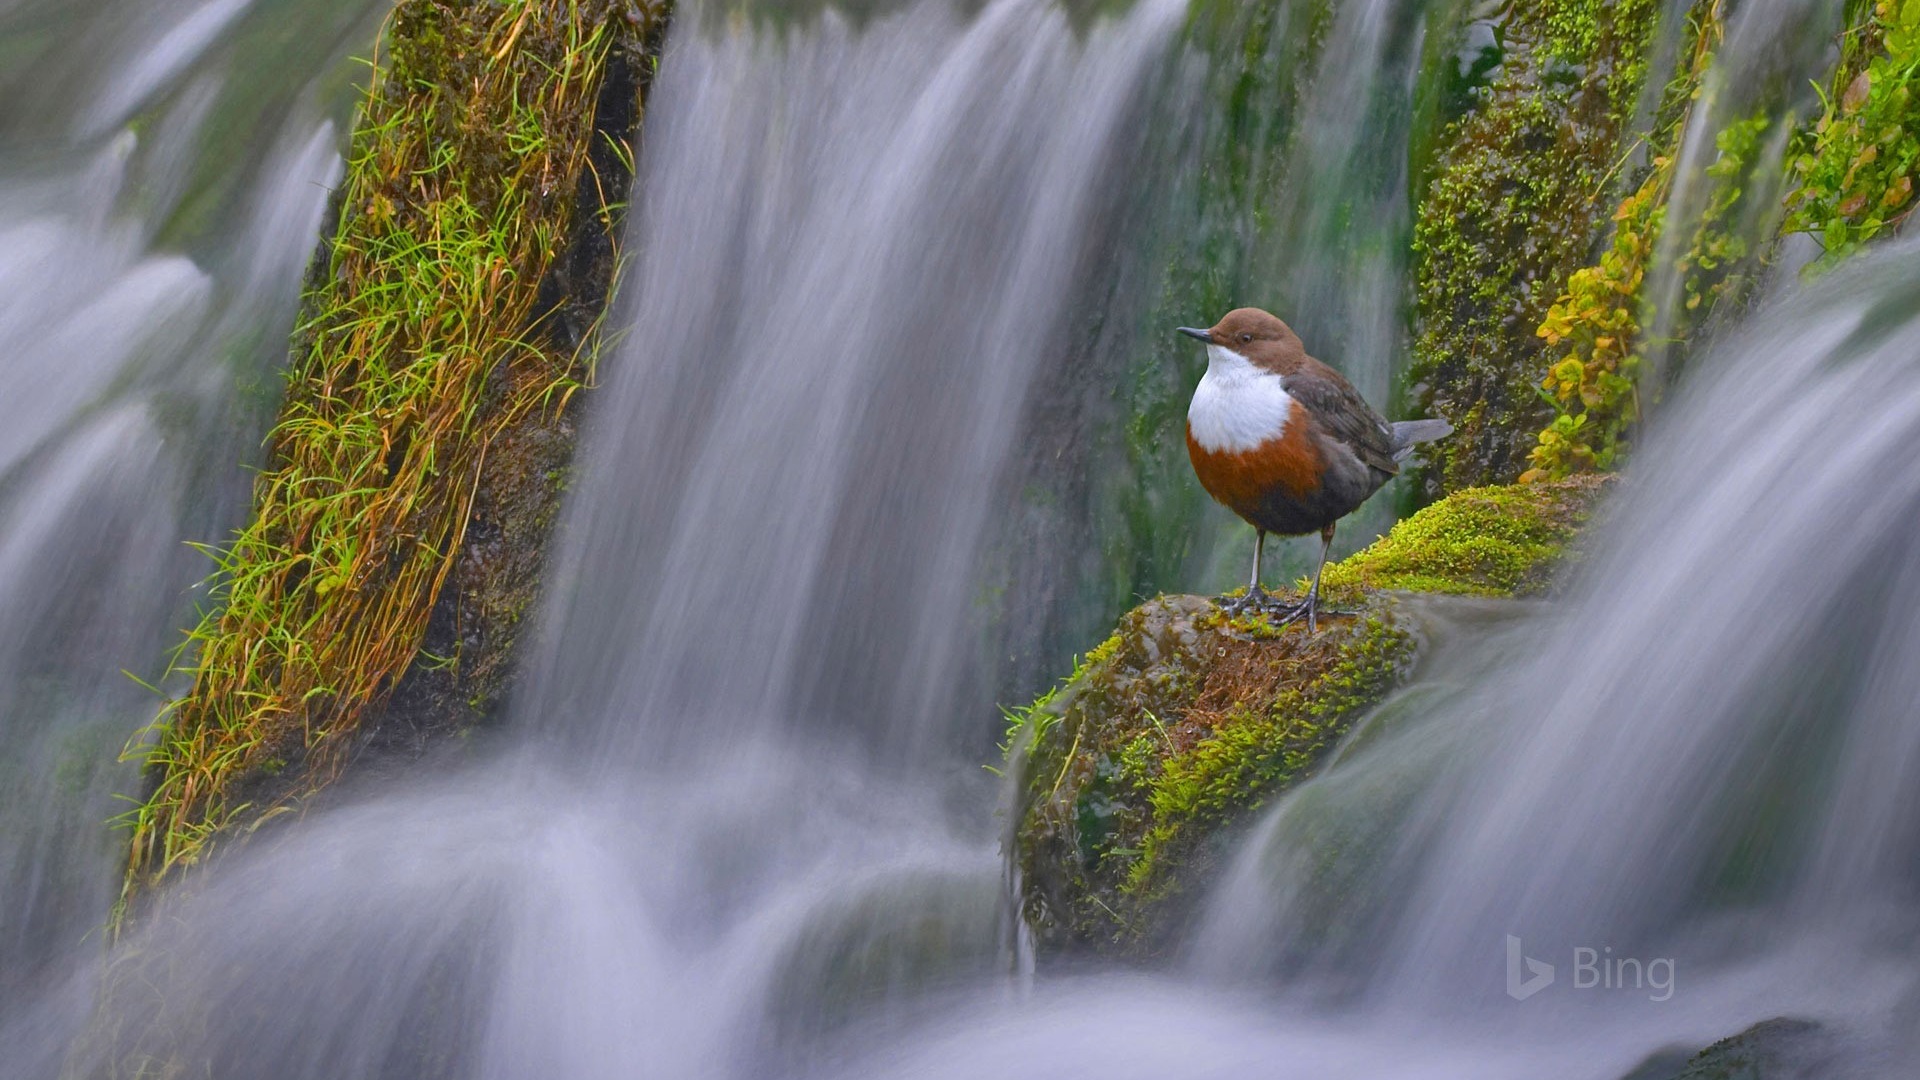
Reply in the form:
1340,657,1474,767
1009,479,1612,958
1410,0,1664,491
1319,474,1610,598
1124,610,1414,902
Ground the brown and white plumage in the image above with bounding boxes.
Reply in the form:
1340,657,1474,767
1177,307,1451,629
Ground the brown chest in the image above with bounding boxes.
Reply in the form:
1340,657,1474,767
1186,414,1325,520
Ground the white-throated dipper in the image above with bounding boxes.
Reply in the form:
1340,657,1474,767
1179,307,1451,630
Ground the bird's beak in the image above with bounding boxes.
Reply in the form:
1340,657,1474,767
1176,326,1211,342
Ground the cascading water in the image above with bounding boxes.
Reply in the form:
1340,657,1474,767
17,3,1200,1077
0,0,383,1008
9,0,1920,1078
521,0,1187,765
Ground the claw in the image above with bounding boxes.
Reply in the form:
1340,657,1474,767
1266,598,1312,631
1269,597,1361,633
1215,585,1272,617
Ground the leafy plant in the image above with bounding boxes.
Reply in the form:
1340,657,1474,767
1783,0,1920,269
1522,165,1664,482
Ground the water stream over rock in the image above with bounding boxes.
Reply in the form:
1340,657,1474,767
3,1,1918,1077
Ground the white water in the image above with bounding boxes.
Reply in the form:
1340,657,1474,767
6,1,1920,1077
0,0,383,1009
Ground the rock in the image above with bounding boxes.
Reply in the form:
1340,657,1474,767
1005,477,1610,959
1623,1018,1839,1080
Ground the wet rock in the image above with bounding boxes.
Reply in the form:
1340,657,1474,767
1624,1018,1840,1080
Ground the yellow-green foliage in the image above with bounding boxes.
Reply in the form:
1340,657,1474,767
1785,0,1920,269
1009,478,1609,955
1524,2,1780,482
1529,0,1920,483
1526,167,1667,480
119,0,669,900
1410,0,1663,490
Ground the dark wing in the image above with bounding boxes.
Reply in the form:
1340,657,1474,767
1284,359,1399,476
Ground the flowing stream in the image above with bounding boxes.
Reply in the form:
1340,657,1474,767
4,1,1920,1078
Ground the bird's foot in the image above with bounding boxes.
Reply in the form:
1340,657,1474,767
1265,597,1315,631
1218,587,1318,622
1221,588,1267,614
1216,586,1281,618
1264,596,1360,633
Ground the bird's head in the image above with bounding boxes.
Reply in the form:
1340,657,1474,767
1175,308,1305,369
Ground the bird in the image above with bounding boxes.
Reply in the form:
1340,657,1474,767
1177,308,1451,631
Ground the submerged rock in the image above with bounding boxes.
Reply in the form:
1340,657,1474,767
1006,476,1609,959
1621,1018,1839,1080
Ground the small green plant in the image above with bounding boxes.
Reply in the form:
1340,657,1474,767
1523,166,1665,481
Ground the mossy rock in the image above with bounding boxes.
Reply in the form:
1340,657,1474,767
121,0,675,903
1006,477,1609,959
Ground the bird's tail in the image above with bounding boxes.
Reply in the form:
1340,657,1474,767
1390,418,1453,462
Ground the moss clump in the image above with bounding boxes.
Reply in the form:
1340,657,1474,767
1318,474,1610,598
119,0,674,902
1008,478,1609,958
1410,0,1663,491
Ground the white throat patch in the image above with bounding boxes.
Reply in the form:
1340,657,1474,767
1187,344,1293,453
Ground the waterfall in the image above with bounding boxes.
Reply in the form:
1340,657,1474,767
17,4,1200,1077
0,0,383,1009
9,0,1920,1077
519,0,1188,766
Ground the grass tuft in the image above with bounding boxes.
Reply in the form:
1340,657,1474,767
118,0,672,907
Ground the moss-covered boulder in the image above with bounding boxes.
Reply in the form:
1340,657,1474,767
1005,477,1609,959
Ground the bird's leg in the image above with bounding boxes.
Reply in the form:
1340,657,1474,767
1217,530,1268,615
1274,524,1337,631
1250,529,1267,601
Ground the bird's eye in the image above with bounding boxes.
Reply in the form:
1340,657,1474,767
1240,333,1253,343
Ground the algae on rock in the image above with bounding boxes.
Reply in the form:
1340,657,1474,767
1006,477,1609,958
